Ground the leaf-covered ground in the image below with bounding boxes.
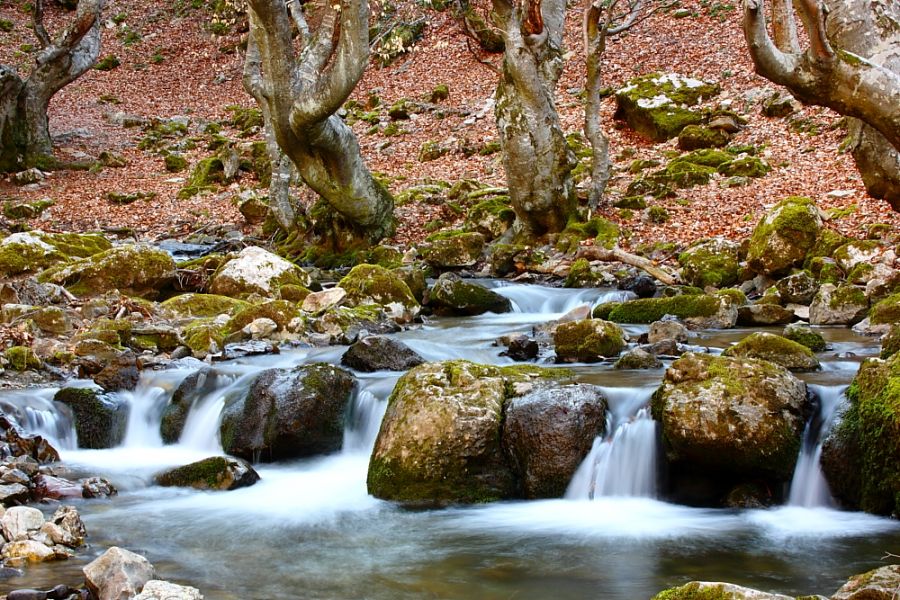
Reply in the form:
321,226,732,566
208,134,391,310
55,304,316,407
0,0,897,249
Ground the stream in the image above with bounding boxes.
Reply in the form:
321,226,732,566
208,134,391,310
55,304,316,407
1,282,899,599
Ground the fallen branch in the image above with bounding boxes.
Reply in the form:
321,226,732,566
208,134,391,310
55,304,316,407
576,245,679,286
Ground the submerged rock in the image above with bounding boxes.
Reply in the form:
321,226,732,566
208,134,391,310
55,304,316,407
503,385,607,498
83,547,156,600
426,273,512,316
155,456,260,491
340,336,425,372
220,364,355,461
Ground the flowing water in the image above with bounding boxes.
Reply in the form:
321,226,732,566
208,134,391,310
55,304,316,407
1,283,898,599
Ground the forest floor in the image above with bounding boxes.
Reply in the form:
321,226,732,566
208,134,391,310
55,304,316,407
0,0,898,251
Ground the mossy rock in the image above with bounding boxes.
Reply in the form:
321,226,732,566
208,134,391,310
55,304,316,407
420,232,485,268
209,246,311,298
0,231,111,277
161,293,250,318
807,256,844,285
832,240,882,273
337,264,419,321
652,581,794,600
53,387,127,449
465,197,515,241
678,238,739,288
155,456,260,491
614,73,719,141
555,217,619,253
225,300,301,334
809,283,869,326
870,292,900,325
178,156,228,198
553,319,625,363
367,360,570,505
607,295,720,324
677,125,730,150
4,346,42,371
783,323,827,352
717,156,770,178
392,265,428,303
183,319,227,357
427,273,512,316
651,352,809,483
746,196,822,276
723,332,820,371
564,258,604,288
3,198,54,220
277,284,311,303
803,228,850,268
38,244,175,298
821,353,900,516
881,324,900,359
164,153,188,173
614,348,662,370
365,245,404,269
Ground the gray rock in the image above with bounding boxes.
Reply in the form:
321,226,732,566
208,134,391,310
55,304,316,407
614,348,663,370
809,284,869,326
737,304,795,326
83,547,156,600
830,565,900,600
134,580,203,600
427,273,512,316
648,319,688,344
340,336,425,372
1,506,44,541
774,271,818,304
53,388,128,449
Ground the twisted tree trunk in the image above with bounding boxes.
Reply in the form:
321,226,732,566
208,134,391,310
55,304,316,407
743,0,900,210
493,0,576,237
244,0,394,248
0,0,104,172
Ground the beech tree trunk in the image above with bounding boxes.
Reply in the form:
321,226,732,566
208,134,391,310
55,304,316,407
493,0,576,237
0,0,104,172
243,0,394,248
743,0,900,210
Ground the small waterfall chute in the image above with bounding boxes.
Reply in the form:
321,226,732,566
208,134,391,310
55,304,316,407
0,388,77,450
787,384,846,508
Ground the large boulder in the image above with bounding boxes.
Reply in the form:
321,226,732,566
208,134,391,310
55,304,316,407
651,353,809,504
340,336,425,372
821,353,900,515
220,364,355,461
604,294,736,328
154,456,260,491
83,547,156,600
773,271,818,305
367,360,569,505
553,319,625,363
678,238,740,289
419,232,485,268
209,246,310,298
746,197,821,277
831,565,900,600
53,388,128,449
870,292,900,326
503,385,607,498
38,244,175,298
614,73,719,141
723,332,820,371
160,293,250,318
337,264,419,323
0,231,111,278
651,581,793,600
809,284,869,325
426,273,512,316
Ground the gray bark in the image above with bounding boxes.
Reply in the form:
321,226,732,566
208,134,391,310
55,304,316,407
243,0,394,246
0,0,105,172
493,0,576,236
743,0,900,210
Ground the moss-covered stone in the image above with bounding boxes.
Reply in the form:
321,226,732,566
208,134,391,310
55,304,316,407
607,294,720,324
868,292,900,325
747,197,822,276
178,156,227,198
53,387,127,449
832,240,882,273
161,293,250,318
38,244,175,298
803,228,850,268
0,231,111,277
723,332,820,371
807,256,844,285
678,238,739,288
882,324,900,359
809,283,869,326
717,156,770,178
225,300,301,334
337,264,419,322
155,456,260,491
555,217,620,253
4,346,41,371
427,273,512,316
564,258,604,288
465,197,515,241
183,319,227,357
553,319,625,363
420,232,485,268
3,198,54,220
783,323,827,352
367,360,570,505
164,152,188,173
677,125,730,150
821,353,900,516
652,581,790,600
209,246,311,298
614,73,719,141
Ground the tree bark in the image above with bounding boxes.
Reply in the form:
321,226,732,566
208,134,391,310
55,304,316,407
583,1,610,210
493,0,576,237
0,0,105,172
244,0,394,248
742,0,900,210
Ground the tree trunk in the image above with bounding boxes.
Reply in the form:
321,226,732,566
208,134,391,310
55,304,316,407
583,2,609,209
0,0,105,172
823,0,900,209
244,0,394,249
493,0,576,237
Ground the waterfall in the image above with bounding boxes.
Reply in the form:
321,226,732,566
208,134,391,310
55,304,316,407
178,371,255,451
0,389,77,450
566,387,659,499
787,384,846,507
490,283,634,315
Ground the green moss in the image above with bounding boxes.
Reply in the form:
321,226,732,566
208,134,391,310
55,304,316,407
156,456,232,489
277,284,310,303
716,288,747,306
164,153,188,172
847,262,875,285
881,324,900,359
94,55,120,71
183,319,227,356
161,293,250,318
723,332,819,371
651,582,732,600
556,217,620,253
717,156,770,178
179,156,225,198
565,258,602,288
615,73,719,142
870,292,900,325
418,140,448,162
829,284,867,311
228,105,263,135
430,84,450,102
4,346,41,371
783,324,827,352
804,228,849,267
647,206,669,224
38,244,175,298
747,196,821,276
554,319,625,362
677,125,730,150
807,257,844,284
338,264,418,311
225,300,301,334
607,295,719,324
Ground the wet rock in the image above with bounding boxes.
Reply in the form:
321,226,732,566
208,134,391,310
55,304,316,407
340,336,425,372
831,564,900,600
6,585,81,600
773,271,818,305
736,303,795,326
91,350,141,393
214,340,279,361
220,364,355,461
617,274,656,298
32,474,83,500
155,456,260,491
242,317,278,340
782,323,827,352
614,348,663,369
533,305,592,337
310,305,401,345
0,419,59,464
746,197,821,277
1,540,60,563
553,319,625,363
651,581,793,600
161,368,228,444
43,506,86,547
83,547,156,600
53,388,127,449
503,385,607,498
368,360,569,505
652,353,809,504
337,265,419,323
426,273,512,316
723,332,820,371
809,284,869,326
209,246,311,298
643,338,682,356
81,477,117,499
500,336,539,361
133,580,203,600
648,319,688,344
